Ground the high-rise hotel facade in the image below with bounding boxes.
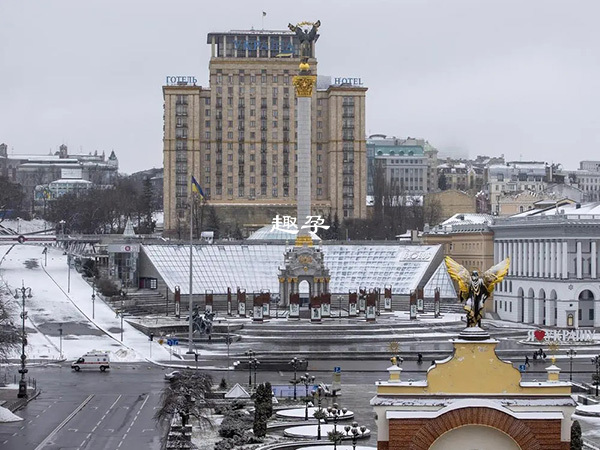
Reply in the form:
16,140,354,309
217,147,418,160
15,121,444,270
162,29,367,235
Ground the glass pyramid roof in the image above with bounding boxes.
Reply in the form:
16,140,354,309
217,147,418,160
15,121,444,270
424,261,457,299
143,243,448,296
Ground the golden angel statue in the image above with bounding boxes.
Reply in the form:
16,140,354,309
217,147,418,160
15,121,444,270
445,256,510,328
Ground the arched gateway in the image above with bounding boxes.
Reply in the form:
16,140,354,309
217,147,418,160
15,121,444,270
278,243,330,311
372,327,576,450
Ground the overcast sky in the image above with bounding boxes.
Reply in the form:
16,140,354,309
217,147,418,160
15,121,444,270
1,0,599,174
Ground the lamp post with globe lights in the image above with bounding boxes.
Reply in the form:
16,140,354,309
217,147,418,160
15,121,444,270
566,348,577,382
245,349,259,389
592,355,600,396
300,372,315,420
312,386,326,440
289,356,303,400
245,349,255,387
327,403,348,450
344,421,367,450
14,283,32,398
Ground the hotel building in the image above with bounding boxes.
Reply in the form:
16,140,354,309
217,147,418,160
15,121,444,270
162,29,367,235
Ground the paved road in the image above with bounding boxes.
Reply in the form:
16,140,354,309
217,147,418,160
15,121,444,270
1,364,166,450
2,353,599,450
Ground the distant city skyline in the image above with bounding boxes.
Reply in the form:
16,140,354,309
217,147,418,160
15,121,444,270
1,0,598,174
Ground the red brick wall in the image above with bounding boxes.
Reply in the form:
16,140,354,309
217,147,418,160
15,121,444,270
380,407,568,450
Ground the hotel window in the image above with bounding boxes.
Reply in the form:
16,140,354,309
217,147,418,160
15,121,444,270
205,98,211,105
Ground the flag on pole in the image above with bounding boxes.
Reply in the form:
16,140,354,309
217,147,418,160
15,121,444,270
191,176,205,200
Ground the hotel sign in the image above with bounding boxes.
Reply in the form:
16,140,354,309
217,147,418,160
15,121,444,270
165,76,198,86
333,77,364,86
233,40,295,54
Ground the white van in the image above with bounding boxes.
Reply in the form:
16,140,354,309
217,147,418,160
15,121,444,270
71,351,110,372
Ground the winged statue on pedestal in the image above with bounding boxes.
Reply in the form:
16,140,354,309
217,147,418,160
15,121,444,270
445,256,510,328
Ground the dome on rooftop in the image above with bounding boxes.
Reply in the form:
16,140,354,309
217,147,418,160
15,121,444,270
247,224,321,241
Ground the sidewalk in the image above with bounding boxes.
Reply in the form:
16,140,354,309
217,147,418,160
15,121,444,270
0,384,40,413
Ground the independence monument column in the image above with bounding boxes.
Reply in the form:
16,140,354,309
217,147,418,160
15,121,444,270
290,20,320,246
279,21,329,313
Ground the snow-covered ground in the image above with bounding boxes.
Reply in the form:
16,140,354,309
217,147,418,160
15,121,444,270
0,244,171,363
573,412,600,443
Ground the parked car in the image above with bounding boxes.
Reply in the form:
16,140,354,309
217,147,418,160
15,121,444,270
164,370,182,381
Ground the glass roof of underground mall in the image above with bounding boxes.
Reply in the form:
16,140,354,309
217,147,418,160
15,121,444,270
142,244,456,297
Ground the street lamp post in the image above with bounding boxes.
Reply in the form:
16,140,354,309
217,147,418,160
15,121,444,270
592,355,600,396
312,386,325,440
289,356,303,400
14,283,32,398
327,402,348,450
245,349,256,388
91,278,96,319
251,357,259,388
344,421,367,450
226,322,232,383
58,324,63,359
67,247,71,294
566,348,577,382
119,286,128,342
300,372,315,420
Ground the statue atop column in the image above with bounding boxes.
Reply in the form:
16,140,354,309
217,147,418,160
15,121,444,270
288,20,321,63
445,257,510,328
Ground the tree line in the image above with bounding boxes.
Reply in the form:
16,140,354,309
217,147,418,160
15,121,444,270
45,176,157,234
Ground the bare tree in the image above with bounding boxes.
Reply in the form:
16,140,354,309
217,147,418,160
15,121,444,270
0,288,20,363
154,371,214,446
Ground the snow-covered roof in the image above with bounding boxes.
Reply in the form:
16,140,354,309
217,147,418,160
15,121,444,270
49,179,92,185
511,201,600,218
441,213,495,227
143,243,443,295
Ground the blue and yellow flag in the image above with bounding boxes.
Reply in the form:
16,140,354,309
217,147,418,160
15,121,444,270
191,176,205,200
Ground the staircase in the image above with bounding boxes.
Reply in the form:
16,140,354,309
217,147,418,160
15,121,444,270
107,289,176,316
